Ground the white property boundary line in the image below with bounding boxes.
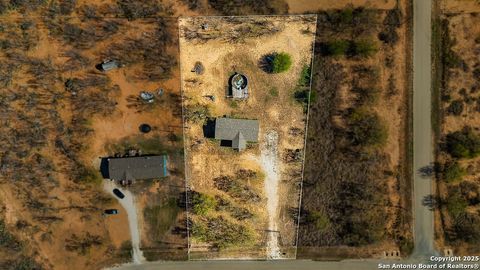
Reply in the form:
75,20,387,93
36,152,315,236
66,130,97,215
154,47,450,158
178,14,318,260
293,14,318,260
177,17,192,260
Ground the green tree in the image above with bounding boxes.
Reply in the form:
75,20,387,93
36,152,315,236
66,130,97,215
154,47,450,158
446,129,480,158
351,39,378,58
348,109,388,147
325,40,350,57
272,52,292,73
448,100,464,116
191,192,217,215
298,65,311,86
443,161,466,183
307,210,330,232
446,192,468,218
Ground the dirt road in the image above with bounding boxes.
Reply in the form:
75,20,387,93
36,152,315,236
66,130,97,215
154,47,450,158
412,0,437,258
260,131,282,259
103,181,146,264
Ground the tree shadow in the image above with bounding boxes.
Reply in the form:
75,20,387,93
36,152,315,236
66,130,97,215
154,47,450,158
258,53,276,73
418,163,435,178
422,194,438,211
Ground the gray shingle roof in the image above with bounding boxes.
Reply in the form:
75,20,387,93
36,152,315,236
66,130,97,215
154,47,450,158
107,155,167,181
101,60,119,71
214,118,259,150
232,132,246,150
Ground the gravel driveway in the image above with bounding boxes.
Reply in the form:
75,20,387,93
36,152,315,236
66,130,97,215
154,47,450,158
103,180,145,264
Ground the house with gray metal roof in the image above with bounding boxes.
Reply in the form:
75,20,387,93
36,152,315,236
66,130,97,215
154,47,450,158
214,118,259,151
107,155,168,181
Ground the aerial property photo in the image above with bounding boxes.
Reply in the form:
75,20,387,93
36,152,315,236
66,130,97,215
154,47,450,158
2,0,480,269
179,15,316,259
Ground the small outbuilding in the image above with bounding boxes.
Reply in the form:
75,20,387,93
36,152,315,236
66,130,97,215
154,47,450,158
99,60,120,71
107,155,168,182
214,117,259,151
229,73,249,99
192,61,205,75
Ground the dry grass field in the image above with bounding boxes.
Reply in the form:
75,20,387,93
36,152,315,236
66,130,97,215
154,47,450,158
0,3,186,269
180,15,316,259
433,0,480,256
297,0,412,259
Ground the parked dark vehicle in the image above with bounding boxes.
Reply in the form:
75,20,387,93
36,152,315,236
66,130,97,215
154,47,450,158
113,188,125,199
104,209,119,215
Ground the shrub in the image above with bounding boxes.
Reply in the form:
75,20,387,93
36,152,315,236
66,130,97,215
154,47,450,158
443,161,466,183
184,104,210,124
378,8,402,45
445,129,480,158
116,0,162,20
321,39,377,58
8,256,41,270
338,7,354,24
350,39,378,58
306,210,330,232
181,0,200,9
0,219,21,251
298,65,311,86
229,100,238,108
448,100,464,116
348,109,388,147
452,213,480,244
191,216,254,248
294,89,315,107
378,29,399,45
353,87,381,105
446,192,468,218
207,0,287,15
439,19,461,69
323,40,349,57
191,192,217,215
214,176,261,202
272,52,292,73
269,87,278,97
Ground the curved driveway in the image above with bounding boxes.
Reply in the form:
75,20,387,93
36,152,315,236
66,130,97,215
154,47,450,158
104,181,146,264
